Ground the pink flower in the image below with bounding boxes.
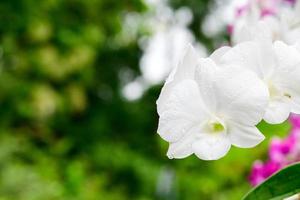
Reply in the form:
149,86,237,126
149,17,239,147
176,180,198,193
262,161,281,177
249,160,281,186
249,114,300,186
269,138,290,163
249,161,265,186
290,114,300,128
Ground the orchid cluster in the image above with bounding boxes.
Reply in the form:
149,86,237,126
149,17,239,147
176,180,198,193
230,0,300,45
156,0,300,161
249,114,300,186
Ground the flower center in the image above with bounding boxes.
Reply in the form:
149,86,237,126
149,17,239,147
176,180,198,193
268,81,281,98
211,122,224,132
268,81,291,99
205,119,226,134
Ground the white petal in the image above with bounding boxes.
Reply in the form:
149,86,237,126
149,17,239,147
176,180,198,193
294,40,300,52
192,133,231,160
166,44,199,83
157,44,199,115
232,20,274,45
209,46,231,65
157,80,209,143
272,42,300,91
207,65,269,126
221,41,275,79
290,94,300,114
195,58,218,113
166,128,197,159
264,99,291,124
195,59,268,126
273,41,300,69
272,88,300,115
228,122,265,148
284,28,300,45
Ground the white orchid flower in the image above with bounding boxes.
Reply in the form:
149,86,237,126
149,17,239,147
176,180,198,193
232,1,300,45
157,46,268,160
220,40,300,124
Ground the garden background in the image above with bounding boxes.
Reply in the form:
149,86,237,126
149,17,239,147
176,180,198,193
0,0,291,199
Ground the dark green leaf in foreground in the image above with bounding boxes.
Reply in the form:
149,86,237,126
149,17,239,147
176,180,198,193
243,162,300,200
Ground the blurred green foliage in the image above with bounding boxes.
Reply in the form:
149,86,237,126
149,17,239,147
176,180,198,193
0,0,292,199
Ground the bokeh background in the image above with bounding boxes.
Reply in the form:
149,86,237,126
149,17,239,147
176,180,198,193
0,0,291,199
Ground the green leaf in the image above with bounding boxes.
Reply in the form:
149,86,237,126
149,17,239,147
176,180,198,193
243,162,300,200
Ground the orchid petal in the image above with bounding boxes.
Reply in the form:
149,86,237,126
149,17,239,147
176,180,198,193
196,63,269,126
157,80,209,143
264,98,291,124
228,122,265,148
192,133,231,160
157,44,199,115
